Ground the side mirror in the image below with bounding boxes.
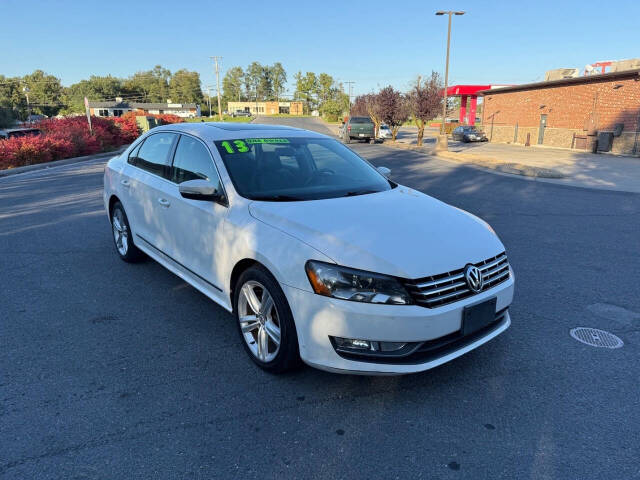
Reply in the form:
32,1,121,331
377,166,391,177
179,179,222,201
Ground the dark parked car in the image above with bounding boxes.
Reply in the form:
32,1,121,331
341,116,375,144
0,127,42,140
452,126,487,143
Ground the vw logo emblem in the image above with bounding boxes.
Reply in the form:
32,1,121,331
464,265,484,293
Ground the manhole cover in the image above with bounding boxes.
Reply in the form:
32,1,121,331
570,327,623,349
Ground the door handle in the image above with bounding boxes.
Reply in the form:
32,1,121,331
157,198,171,208
120,179,130,188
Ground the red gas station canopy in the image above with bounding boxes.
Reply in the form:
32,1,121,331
446,85,493,96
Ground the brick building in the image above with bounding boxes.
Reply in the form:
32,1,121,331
480,69,640,155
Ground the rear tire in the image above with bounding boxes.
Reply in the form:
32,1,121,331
234,265,301,373
110,201,145,263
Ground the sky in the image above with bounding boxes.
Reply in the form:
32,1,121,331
2,0,639,97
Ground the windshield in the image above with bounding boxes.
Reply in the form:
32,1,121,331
214,137,393,201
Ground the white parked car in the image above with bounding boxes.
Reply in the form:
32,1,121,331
103,123,514,375
378,124,392,139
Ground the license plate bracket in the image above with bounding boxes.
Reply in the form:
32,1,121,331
358,133,365,137
462,297,497,336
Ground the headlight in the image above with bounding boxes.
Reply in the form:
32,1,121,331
305,260,412,305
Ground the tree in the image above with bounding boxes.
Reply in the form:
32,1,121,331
63,75,123,113
22,70,64,117
223,66,245,107
270,63,287,103
408,71,443,145
376,86,409,141
124,65,171,103
319,82,349,121
0,75,25,126
258,65,274,101
169,69,203,104
351,93,383,136
295,71,318,113
245,62,264,101
316,73,333,103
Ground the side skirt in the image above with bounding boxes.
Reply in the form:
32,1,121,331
135,234,232,313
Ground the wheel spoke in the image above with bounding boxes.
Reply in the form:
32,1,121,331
259,291,274,316
241,284,262,314
239,315,260,333
115,211,125,230
264,319,280,346
258,326,269,361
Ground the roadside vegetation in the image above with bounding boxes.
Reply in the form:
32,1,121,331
221,62,349,121
350,72,443,144
0,67,204,128
0,112,182,170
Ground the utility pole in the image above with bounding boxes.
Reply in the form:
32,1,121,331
210,56,223,121
435,10,465,150
344,81,355,117
23,86,30,121
206,86,212,118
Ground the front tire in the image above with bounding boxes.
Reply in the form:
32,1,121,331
234,265,301,373
110,201,144,263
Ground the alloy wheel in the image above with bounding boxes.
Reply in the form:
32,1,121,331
237,280,281,362
112,208,129,256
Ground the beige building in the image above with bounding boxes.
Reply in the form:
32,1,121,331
227,101,304,116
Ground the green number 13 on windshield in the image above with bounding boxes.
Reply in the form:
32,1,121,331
220,140,249,154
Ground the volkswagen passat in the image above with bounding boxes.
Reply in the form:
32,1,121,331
103,123,514,374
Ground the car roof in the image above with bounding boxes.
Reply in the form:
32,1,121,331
150,122,329,141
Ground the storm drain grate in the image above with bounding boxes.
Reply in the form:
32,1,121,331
570,327,623,349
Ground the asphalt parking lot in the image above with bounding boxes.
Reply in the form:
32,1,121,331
1,119,639,479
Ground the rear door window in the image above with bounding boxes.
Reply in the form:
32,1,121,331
132,133,176,179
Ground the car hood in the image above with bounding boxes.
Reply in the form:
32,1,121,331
248,187,505,279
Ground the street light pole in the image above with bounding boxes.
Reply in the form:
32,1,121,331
435,10,465,148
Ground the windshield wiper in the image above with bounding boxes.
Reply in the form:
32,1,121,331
342,190,380,197
251,195,305,202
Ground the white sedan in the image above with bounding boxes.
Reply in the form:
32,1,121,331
103,123,514,375
378,124,392,139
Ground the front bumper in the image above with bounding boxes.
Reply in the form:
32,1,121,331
283,273,514,375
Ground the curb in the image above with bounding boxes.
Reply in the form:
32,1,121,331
0,146,129,178
383,141,566,179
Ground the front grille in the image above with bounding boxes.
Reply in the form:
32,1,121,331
404,252,510,308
